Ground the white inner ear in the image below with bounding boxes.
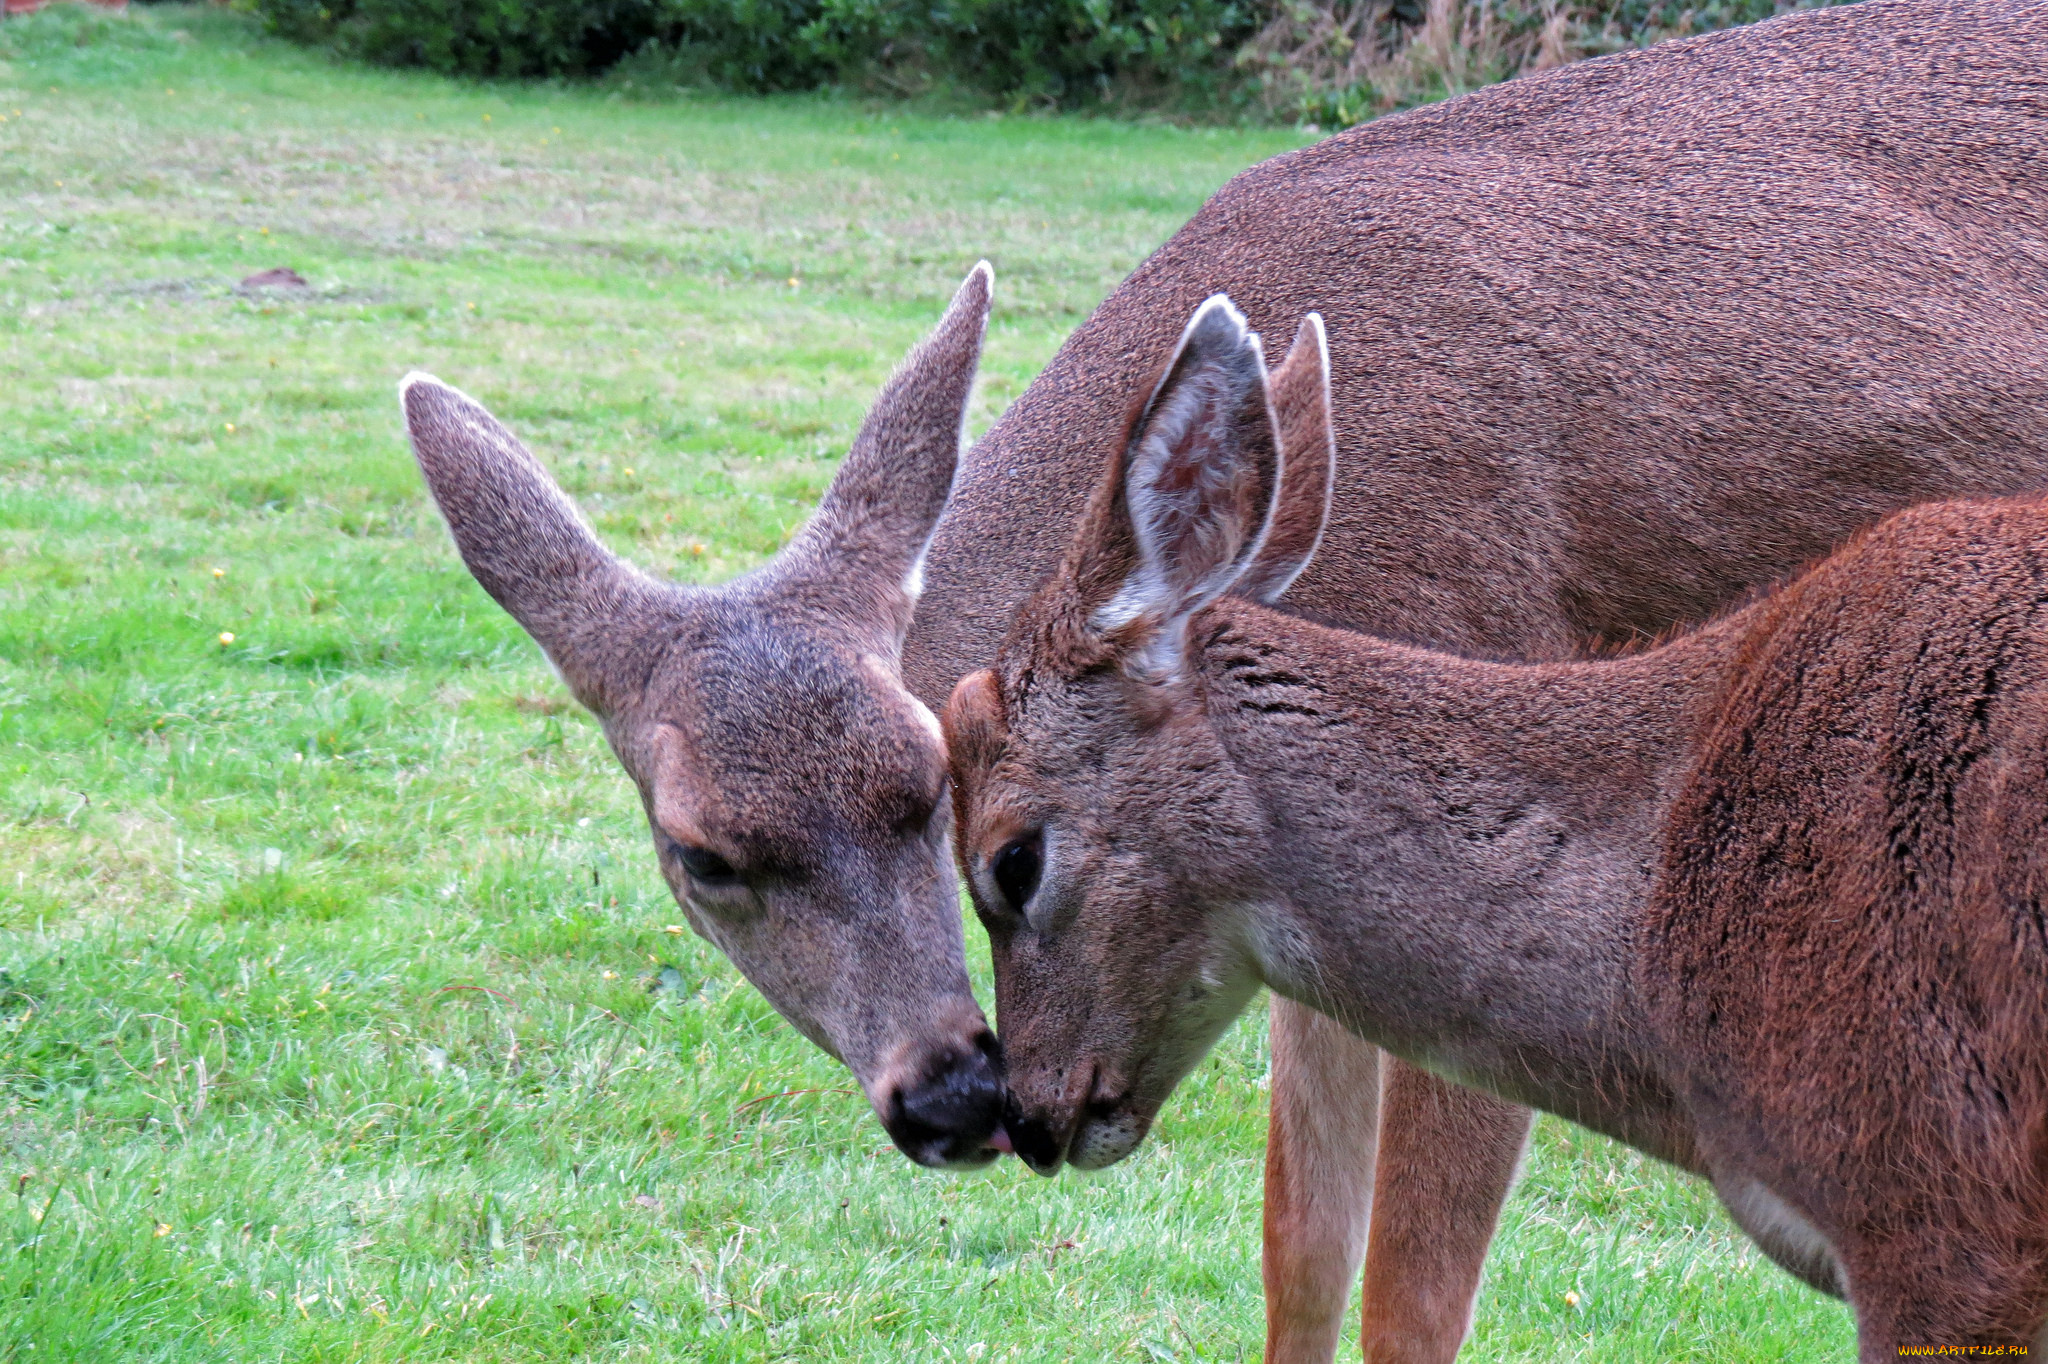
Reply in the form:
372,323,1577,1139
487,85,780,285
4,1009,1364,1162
1093,299,1275,653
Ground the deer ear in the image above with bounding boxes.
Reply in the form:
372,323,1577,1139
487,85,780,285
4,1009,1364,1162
941,669,1006,783
401,373,668,714
763,262,992,649
1236,313,1333,605
1092,295,1282,671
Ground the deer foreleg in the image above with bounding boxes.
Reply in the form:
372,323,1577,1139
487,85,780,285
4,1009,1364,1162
1358,1064,1532,1364
1264,996,1384,1364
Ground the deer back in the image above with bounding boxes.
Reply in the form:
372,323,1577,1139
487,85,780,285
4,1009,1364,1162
908,0,2048,701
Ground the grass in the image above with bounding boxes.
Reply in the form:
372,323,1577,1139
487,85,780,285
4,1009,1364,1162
0,5,1857,1359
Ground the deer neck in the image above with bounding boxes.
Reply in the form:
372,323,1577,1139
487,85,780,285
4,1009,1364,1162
1195,602,1744,1163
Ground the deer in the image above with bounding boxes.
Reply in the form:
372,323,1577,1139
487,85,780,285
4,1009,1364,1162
400,267,1008,1171
398,0,2048,1354
944,294,2048,1358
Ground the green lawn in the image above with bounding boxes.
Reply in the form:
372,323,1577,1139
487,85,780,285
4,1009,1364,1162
0,6,1856,1359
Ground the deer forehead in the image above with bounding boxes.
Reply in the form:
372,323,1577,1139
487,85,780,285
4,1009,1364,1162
642,629,947,841
978,692,1265,895
1006,667,1187,770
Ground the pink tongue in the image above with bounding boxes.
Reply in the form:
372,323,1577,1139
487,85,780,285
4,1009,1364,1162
985,1126,1015,1154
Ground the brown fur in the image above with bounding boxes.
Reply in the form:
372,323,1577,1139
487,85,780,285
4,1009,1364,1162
1654,502,2048,1341
400,267,1010,1169
404,0,2048,1346
947,300,2048,1356
905,1,2048,1355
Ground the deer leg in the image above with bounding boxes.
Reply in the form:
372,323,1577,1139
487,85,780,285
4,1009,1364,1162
1358,1063,1533,1364
1264,996,1384,1364
1840,1242,2048,1363
1848,1283,2045,1363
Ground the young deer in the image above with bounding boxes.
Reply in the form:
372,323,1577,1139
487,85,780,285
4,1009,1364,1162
906,2,2048,1355
945,296,2048,1356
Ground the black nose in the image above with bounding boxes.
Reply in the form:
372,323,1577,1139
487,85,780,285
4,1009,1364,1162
1003,1092,1066,1176
883,1031,1007,1169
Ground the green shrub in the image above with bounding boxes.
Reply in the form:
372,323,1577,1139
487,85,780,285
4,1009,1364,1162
811,0,1265,109
672,0,843,89
246,0,1264,104
248,0,683,79
241,0,1860,115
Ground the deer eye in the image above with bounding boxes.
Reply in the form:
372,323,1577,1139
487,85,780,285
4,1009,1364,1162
673,843,739,887
991,832,1043,916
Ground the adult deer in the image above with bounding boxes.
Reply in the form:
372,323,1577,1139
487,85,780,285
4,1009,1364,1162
403,0,2048,1353
400,267,1006,1170
945,295,2048,1357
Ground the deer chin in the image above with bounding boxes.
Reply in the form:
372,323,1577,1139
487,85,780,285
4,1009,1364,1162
1066,1105,1152,1171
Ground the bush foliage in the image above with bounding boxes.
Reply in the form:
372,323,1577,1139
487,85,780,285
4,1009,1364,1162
246,0,1264,105
242,0,1857,118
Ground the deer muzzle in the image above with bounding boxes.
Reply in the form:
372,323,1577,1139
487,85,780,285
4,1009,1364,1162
1003,1059,1151,1175
872,1026,1009,1169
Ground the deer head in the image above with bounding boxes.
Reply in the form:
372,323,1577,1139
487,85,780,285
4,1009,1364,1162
403,265,1005,1167
945,297,1336,1173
